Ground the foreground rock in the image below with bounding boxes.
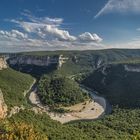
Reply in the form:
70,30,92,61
0,89,7,119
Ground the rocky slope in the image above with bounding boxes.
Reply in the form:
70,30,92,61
0,89,7,119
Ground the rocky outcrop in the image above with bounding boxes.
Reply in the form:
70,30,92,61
0,57,7,70
0,89,7,119
124,65,140,72
8,106,24,118
95,57,105,69
58,55,68,68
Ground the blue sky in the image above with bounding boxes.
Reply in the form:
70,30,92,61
0,0,140,52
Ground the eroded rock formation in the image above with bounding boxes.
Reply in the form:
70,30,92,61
0,89,7,119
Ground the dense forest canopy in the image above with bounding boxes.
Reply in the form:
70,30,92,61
38,74,89,107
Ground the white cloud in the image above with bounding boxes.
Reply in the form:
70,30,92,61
11,19,76,41
109,40,140,49
43,25,76,41
0,14,104,52
0,30,28,40
21,12,63,26
95,0,140,18
0,29,50,48
11,14,102,43
78,32,102,43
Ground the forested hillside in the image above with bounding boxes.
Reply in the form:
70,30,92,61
0,68,34,107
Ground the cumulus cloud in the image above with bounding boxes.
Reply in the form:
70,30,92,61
0,29,52,50
0,13,104,52
10,14,102,43
0,30,28,40
78,32,102,43
95,0,140,18
11,19,76,41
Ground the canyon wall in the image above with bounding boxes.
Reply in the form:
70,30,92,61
8,55,68,68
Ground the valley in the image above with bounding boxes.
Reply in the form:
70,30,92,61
0,49,140,140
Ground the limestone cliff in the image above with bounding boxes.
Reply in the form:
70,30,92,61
0,89,7,119
8,55,68,68
0,57,7,70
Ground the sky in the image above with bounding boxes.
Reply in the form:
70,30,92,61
0,0,140,52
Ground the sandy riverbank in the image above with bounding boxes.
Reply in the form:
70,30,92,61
29,85,107,123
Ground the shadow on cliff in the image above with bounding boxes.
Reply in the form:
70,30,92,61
82,64,140,109
8,64,57,79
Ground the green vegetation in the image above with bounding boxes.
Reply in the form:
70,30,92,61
1,110,90,140
110,57,140,64
1,108,140,140
51,107,70,113
69,108,140,140
0,120,48,140
0,68,34,107
38,74,89,107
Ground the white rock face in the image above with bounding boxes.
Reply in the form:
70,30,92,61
8,55,68,68
58,55,68,68
124,65,140,72
0,89,7,119
0,57,7,70
9,56,53,66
